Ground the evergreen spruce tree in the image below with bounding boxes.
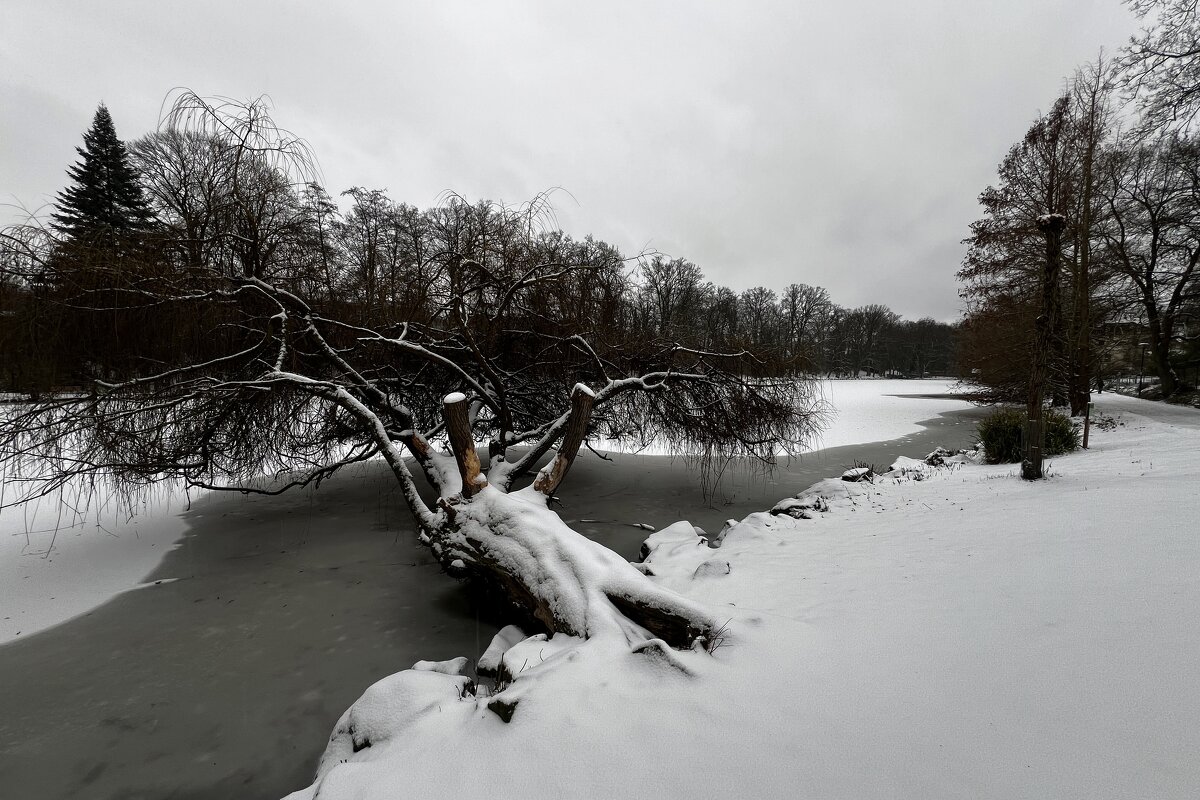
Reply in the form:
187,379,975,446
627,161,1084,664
52,104,150,243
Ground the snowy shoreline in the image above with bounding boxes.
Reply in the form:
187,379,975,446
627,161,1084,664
287,393,1200,800
0,381,990,800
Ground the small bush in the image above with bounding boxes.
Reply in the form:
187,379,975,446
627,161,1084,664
977,408,1024,463
1044,410,1080,455
977,407,1078,464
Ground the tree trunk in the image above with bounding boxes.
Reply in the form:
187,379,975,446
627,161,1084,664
1069,62,1104,416
1025,214,1067,480
435,487,716,649
1071,183,1094,415
1145,304,1180,396
429,388,716,650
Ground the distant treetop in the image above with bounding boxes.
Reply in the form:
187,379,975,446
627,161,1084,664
52,103,150,243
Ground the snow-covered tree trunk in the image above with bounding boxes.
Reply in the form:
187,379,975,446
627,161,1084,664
428,391,716,649
437,486,717,647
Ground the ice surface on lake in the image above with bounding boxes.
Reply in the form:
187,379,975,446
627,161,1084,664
0,379,966,644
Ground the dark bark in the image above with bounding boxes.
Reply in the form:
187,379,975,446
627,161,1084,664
443,393,486,497
532,383,594,497
1025,214,1067,480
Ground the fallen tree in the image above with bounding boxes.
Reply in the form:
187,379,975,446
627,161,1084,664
0,92,823,651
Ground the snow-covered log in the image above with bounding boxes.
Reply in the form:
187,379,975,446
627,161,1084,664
435,486,717,648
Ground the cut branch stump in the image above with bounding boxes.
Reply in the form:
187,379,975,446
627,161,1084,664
443,393,486,497
533,383,595,497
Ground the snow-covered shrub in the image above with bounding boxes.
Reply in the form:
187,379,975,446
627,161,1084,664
977,407,1078,464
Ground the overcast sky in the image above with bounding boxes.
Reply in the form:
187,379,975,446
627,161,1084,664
2,1,1139,320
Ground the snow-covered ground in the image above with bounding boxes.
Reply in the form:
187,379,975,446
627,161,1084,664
0,484,189,642
810,377,971,450
287,392,1200,800
0,379,966,645
596,377,972,455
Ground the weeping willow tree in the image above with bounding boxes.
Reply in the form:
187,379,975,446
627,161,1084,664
0,91,823,650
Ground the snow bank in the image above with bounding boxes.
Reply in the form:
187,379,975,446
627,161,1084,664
289,394,1200,799
477,624,528,677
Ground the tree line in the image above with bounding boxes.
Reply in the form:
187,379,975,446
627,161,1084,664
1,97,952,396
959,0,1200,407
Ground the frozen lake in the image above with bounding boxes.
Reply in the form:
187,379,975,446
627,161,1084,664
0,380,981,799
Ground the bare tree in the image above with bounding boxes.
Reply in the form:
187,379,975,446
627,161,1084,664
637,256,705,339
1097,133,1200,395
839,304,900,377
779,283,831,367
0,94,823,651
701,283,739,351
1065,58,1119,413
1122,0,1200,131
959,95,1082,405
129,129,230,272
738,286,779,351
